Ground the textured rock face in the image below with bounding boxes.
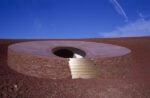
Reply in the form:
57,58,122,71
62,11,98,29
7,41,132,79
2,37,150,98
8,50,71,79
94,54,132,78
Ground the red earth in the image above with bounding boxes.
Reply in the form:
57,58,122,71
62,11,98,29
0,37,150,98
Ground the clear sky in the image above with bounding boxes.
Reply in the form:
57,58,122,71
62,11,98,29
0,0,150,39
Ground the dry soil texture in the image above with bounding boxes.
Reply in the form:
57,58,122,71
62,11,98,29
0,37,150,98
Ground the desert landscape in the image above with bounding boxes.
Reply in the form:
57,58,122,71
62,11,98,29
0,37,150,98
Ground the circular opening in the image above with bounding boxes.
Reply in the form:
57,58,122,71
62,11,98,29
53,49,74,58
52,47,86,58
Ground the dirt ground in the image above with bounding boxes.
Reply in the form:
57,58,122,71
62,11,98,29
0,37,150,98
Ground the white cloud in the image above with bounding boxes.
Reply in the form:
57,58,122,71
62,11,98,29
110,0,128,22
138,12,144,19
99,19,150,38
137,12,150,20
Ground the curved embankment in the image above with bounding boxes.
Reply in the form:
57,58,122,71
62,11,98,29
7,41,132,79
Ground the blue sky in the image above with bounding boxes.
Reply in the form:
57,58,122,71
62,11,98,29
0,0,150,39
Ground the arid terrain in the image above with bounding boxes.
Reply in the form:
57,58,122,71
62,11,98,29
0,37,150,98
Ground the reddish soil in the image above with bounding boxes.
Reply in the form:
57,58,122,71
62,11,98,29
0,37,150,98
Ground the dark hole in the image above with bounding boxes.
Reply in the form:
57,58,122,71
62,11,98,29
53,49,74,58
